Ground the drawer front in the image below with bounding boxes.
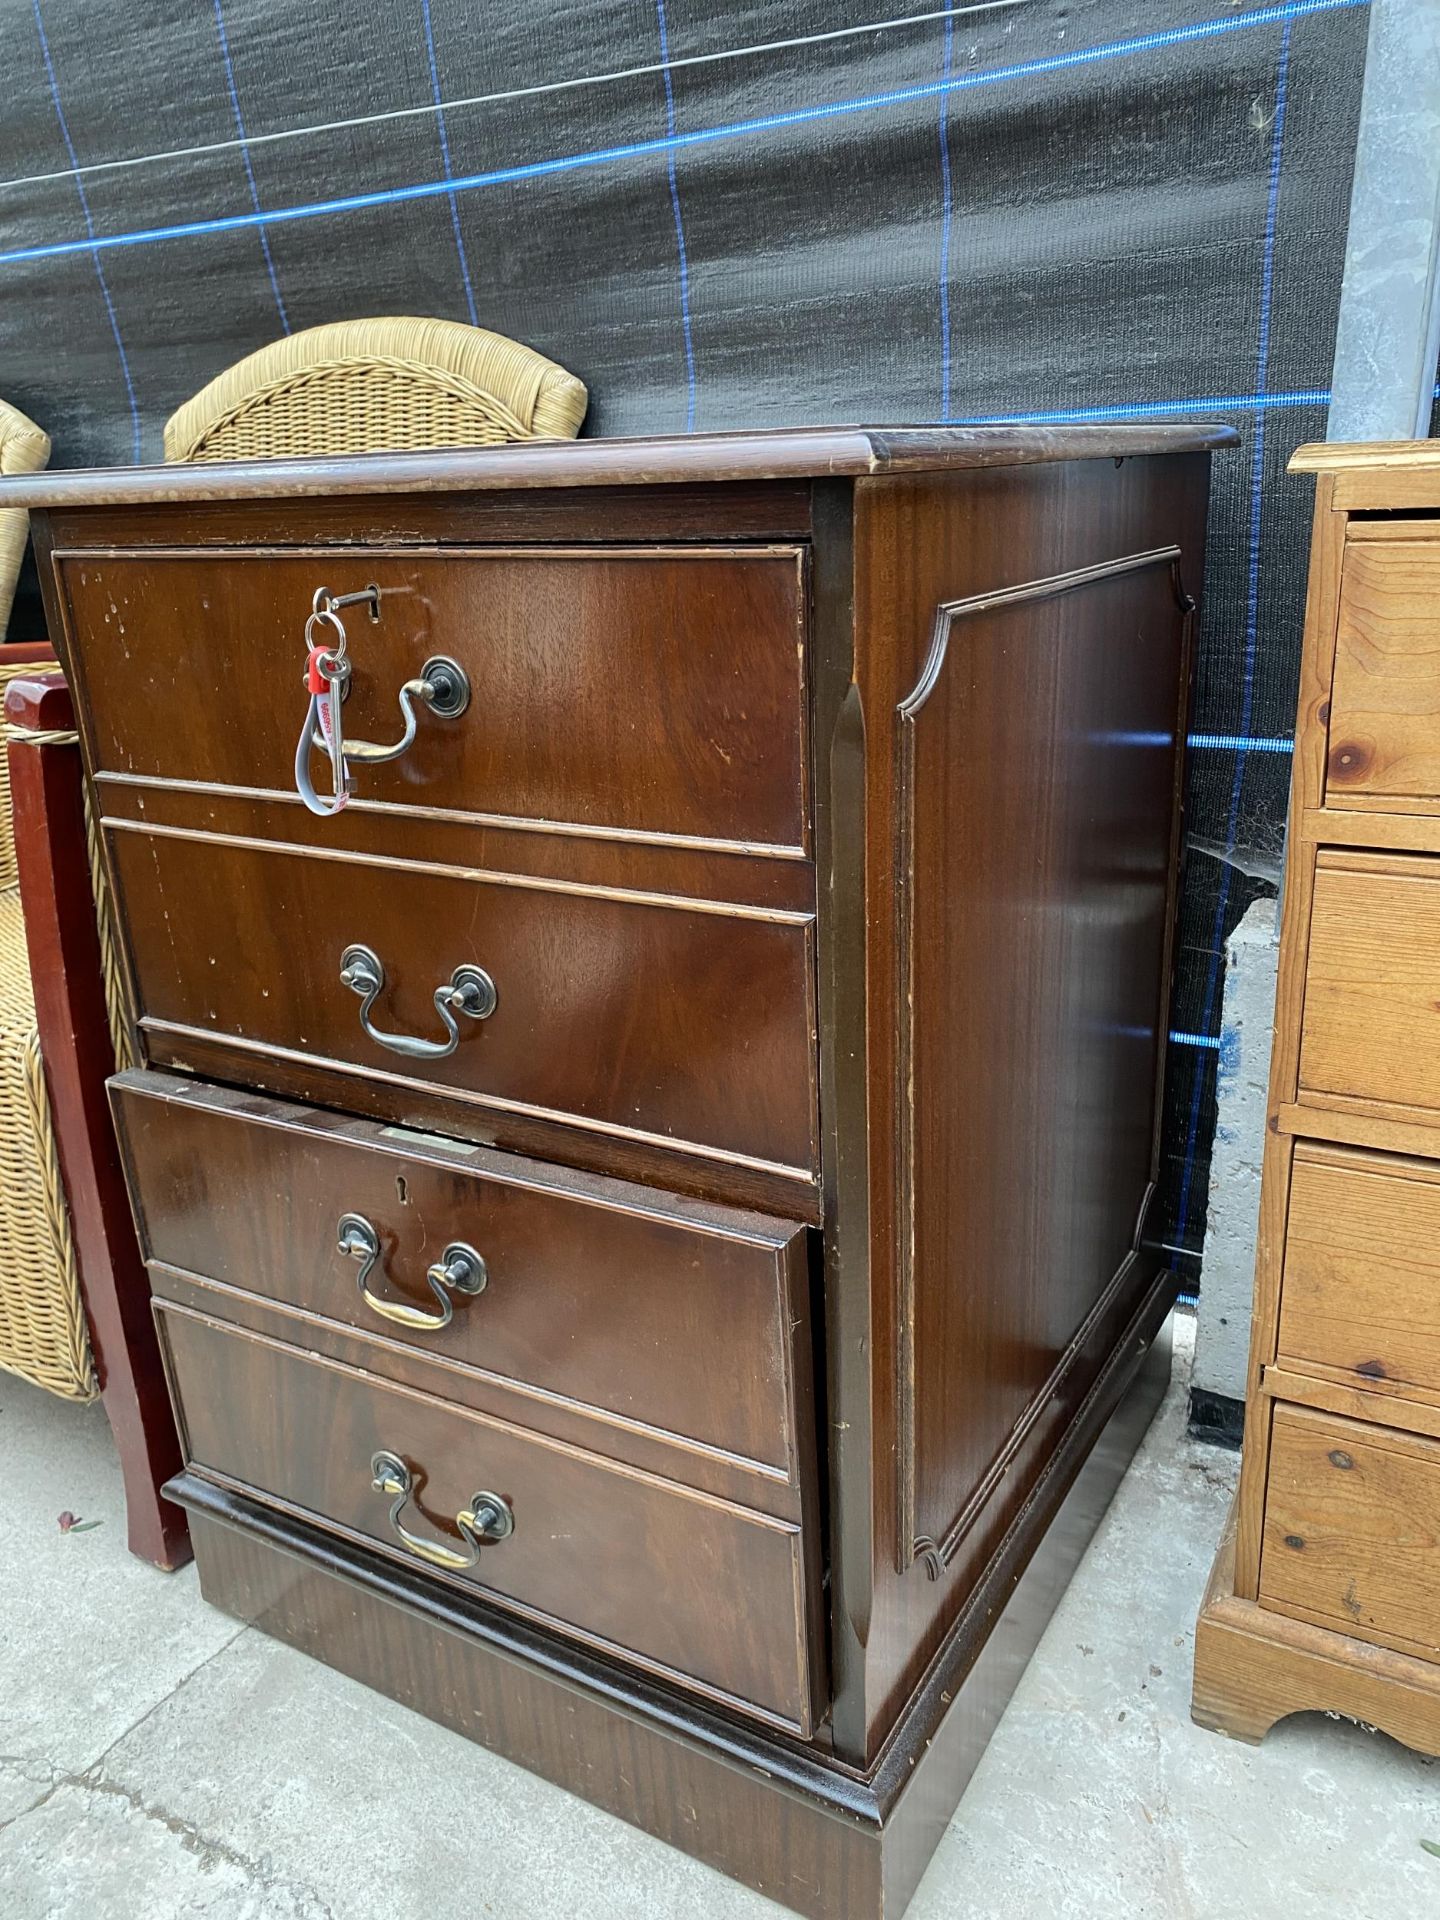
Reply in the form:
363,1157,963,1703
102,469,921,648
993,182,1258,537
1299,850,1440,1116
1280,1142,1440,1396
1327,531,1440,801
114,1071,814,1494
109,827,818,1177
158,1303,822,1733
60,547,809,850
1260,1403,1440,1661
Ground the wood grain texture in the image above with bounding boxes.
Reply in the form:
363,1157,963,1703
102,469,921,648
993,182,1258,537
1261,1363,1440,1445
1330,470,1440,513
1299,849,1440,1114
29,430,1226,1914
0,423,1238,511
1259,1403,1440,1663
841,451,1210,1756
61,546,810,851
1326,530,1440,801
1231,1127,1297,1600
159,1301,823,1734
41,484,818,558
893,542,1187,1573
149,1260,804,1515
107,826,819,1179
170,1306,1170,1920
1275,1101,1440,1159
3,666,188,1571
1193,1499,1440,1755
1289,476,1347,834
184,1491,882,1915
1290,439,1440,473
1279,1142,1440,1398
807,477,875,1750
140,1028,822,1225
92,776,817,912
1297,805,1440,851
1317,792,1440,819
111,1069,816,1503
1234,476,1374,1599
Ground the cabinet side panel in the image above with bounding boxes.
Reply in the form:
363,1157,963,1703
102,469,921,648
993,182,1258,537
852,455,1212,1751
900,550,1186,1567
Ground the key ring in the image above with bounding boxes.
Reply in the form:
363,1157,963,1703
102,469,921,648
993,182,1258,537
306,599,348,663
293,583,469,818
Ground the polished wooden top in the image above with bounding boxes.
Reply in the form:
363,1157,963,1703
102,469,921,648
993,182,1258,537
0,422,1237,510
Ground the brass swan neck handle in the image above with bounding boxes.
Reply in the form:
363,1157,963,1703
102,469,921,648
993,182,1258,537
369,1450,513,1572
339,943,496,1061
337,1212,487,1332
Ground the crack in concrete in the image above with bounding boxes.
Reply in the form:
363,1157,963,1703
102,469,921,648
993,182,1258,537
82,1618,253,1779
72,1773,337,1917
0,1761,335,1917
0,1757,66,1836
0,1624,334,1915
0,1611,251,1822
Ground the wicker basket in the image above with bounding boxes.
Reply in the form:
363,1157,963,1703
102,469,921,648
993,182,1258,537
0,400,51,639
0,650,97,1403
164,316,587,463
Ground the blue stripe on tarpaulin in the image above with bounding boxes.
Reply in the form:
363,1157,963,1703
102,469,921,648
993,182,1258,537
0,0,1366,269
1096,731,1295,752
27,0,141,461
1188,732,1293,753
1172,18,1295,1267
963,386,1331,423
655,0,698,433
420,0,479,327
211,0,289,331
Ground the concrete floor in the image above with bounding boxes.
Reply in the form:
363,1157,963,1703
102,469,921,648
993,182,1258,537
1,1317,1437,1919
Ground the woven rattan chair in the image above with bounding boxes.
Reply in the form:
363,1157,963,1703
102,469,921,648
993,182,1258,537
0,399,50,637
0,317,581,1533
164,316,587,462
2,324,586,1491
0,401,93,1403
0,646,97,1404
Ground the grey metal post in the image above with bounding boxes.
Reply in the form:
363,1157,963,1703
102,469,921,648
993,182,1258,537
1326,0,1440,442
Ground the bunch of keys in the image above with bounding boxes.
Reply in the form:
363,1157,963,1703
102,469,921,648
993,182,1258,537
293,583,467,818
294,588,355,817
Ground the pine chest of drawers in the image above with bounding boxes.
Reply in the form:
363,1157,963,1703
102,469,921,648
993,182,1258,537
10,424,1228,1918
1195,441,1440,1755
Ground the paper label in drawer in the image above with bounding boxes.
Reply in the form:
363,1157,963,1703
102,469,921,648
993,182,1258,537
378,1126,481,1157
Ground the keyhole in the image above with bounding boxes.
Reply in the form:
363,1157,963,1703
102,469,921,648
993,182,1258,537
396,1175,409,1205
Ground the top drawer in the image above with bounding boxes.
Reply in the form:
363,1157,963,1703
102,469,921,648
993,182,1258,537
1327,526,1440,804
57,547,809,851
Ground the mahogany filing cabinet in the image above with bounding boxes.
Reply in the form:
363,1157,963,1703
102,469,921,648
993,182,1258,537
5,424,1230,1917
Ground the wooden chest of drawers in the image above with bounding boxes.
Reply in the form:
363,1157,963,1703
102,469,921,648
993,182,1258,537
1194,442,1440,1755
7,424,1227,1919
